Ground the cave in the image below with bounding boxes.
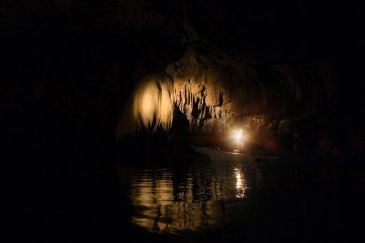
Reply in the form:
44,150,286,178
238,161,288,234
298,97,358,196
2,1,365,241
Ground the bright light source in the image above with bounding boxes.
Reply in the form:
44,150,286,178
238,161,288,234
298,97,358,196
230,128,249,150
234,129,243,143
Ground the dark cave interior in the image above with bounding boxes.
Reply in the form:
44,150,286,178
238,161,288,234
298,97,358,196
2,0,365,239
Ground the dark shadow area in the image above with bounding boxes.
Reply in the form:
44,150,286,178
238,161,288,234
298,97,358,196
2,1,365,242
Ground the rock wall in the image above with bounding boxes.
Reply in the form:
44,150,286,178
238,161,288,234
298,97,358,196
167,43,261,134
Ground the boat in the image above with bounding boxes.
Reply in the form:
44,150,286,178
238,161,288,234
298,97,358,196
191,146,256,162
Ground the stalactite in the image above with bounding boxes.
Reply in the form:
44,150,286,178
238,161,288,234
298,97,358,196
115,73,174,139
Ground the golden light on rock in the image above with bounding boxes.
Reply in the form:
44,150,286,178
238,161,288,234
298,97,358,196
116,73,174,137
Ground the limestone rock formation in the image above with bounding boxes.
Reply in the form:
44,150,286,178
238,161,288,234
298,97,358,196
167,43,261,134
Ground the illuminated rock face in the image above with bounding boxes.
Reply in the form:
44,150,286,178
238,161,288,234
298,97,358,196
115,42,349,149
116,73,174,137
116,43,310,138
116,44,266,139
167,45,262,134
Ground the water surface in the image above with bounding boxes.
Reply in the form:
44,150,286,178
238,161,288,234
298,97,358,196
118,158,256,235
116,150,365,242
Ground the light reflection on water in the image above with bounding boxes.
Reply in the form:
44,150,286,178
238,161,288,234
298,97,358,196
119,161,250,234
235,168,246,198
